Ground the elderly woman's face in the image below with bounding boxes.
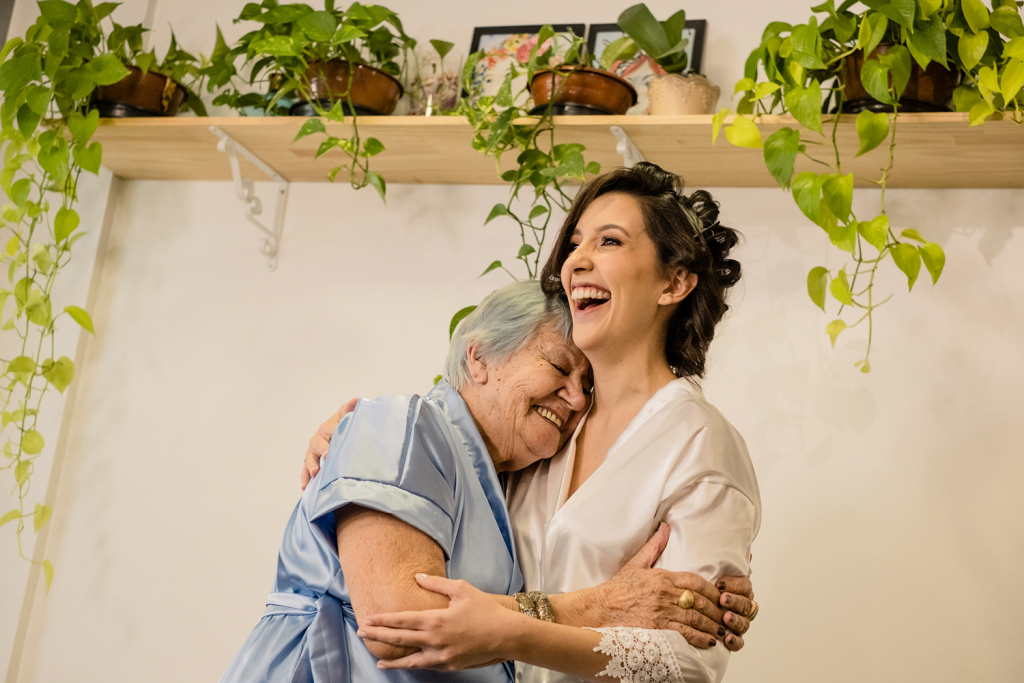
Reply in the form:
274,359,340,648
473,320,590,473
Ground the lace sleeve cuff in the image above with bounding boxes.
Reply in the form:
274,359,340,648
584,627,685,683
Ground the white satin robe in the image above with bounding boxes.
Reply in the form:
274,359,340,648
507,378,761,683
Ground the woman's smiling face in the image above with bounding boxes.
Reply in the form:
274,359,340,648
560,192,681,355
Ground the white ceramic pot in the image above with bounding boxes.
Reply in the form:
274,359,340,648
647,73,721,115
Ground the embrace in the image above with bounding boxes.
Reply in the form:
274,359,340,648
222,163,762,683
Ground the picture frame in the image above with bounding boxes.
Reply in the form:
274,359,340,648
586,20,707,115
467,24,587,104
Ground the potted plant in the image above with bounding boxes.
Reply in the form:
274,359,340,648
602,4,720,115
0,0,147,586
204,1,416,199
528,29,638,115
92,29,209,117
712,0,1022,371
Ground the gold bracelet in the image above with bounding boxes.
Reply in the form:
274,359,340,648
514,592,538,619
527,591,555,622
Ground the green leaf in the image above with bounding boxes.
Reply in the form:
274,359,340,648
882,0,917,28
88,53,130,87
73,142,102,175
361,137,385,157
33,504,51,532
822,173,853,222
517,244,536,258
38,0,77,25
901,228,926,243
962,0,992,33
792,172,826,224
992,6,1024,39
828,220,857,253
449,305,477,339
617,3,672,59
979,66,1001,93
529,205,548,220
790,20,826,68
9,178,31,207
585,161,601,176
857,214,889,252
0,509,21,528
763,127,800,188
297,11,337,42
293,118,326,141
858,12,889,56
917,0,942,19
724,116,763,148
711,108,730,144
733,77,755,95
753,82,781,100
807,266,829,311
18,105,40,138
365,171,386,203
252,35,300,57
826,318,847,348
0,54,42,93
43,559,53,593
433,374,443,385
32,243,54,275
9,356,36,374
919,242,945,284
14,461,30,486
65,305,94,334
959,31,990,71
829,267,854,305
26,85,50,117
23,429,44,455
861,59,897,105
855,358,872,373
479,260,503,277
485,203,509,224
1001,59,1024,103
54,207,80,242
430,39,455,60
891,242,922,290
908,14,948,69
855,110,889,157
969,99,996,126
879,45,911,99
784,80,823,133
68,109,99,147
42,356,74,393
1006,37,1024,60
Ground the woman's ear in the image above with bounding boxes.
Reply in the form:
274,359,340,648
466,344,489,384
659,267,698,306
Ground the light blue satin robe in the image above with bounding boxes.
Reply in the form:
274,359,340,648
221,380,522,683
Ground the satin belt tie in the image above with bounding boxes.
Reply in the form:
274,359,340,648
265,592,352,683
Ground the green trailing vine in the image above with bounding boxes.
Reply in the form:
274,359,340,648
447,26,602,334
712,0,1023,372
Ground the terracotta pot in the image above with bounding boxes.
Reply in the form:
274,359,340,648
91,65,187,117
647,73,720,115
529,67,637,115
841,44,960,113
295,60,403,116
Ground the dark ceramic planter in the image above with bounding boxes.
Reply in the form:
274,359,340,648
91,65,187,117
840,44,960,113
291,60,403,116
529,67,637,116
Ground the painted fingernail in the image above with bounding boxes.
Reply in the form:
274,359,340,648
724,596,731,605
717,581,726,590
718,628,726,637
709,639,716,647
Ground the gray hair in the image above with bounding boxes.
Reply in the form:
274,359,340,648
444,280,573,389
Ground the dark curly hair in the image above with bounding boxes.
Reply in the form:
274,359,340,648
539,162,741,379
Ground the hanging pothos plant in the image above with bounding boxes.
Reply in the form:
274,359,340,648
446,26,602,336
712,0,1023,373
0,0,211,588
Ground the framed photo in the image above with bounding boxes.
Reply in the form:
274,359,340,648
467,24,587,104
586,20,707,115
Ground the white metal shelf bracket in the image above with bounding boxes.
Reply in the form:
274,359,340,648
611,126,646,168
210,125,290,270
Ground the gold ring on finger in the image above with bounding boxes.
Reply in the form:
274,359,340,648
748,599,759,621
677,589,694,610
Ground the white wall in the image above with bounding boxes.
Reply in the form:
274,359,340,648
4,0,1024,681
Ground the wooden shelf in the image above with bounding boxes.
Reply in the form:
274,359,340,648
92,113,1024,188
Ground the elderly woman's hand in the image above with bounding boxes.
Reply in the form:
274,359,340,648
716,575,757,650
300,398,357,490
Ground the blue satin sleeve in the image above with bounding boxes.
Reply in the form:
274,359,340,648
309,394,459,558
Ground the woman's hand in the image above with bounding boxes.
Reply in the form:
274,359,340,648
716,575,757,650
358,573,519,671
300,398,357,490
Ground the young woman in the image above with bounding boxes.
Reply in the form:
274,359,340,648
305,163,760,683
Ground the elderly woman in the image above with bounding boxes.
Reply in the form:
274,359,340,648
221,280,727,683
